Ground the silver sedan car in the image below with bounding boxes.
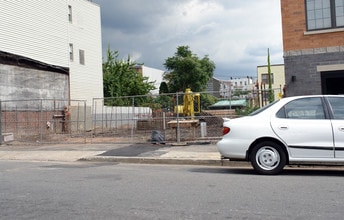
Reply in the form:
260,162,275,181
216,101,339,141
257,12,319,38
217,95,344,175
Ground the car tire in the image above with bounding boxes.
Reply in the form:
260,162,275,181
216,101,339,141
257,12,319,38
250,141,286,175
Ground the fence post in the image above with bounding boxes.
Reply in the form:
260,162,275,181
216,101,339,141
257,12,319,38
131,97,135,143
0,100,2,145
83,101,86,143
39,99,43,144
176,92,180,143
92,98,97,139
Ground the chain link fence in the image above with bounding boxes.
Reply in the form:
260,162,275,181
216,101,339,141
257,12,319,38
91,91,241,144
1,88,279,145
0,99,87,145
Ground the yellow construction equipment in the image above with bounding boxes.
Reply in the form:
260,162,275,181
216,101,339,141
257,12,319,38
174,88,200,119
169,88,200,141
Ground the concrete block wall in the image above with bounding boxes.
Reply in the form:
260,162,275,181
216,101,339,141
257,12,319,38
0,64,69,104
284,50,344,96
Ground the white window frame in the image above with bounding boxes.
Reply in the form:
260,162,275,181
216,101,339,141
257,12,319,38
79,49,85,65
68,5,72,23
69,43,74,61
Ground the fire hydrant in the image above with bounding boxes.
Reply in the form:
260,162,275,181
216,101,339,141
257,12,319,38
62,106,70,132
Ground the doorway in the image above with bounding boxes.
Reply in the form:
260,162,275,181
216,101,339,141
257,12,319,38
321,71,344,95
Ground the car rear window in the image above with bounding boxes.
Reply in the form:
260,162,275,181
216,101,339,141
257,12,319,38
249,100,279,116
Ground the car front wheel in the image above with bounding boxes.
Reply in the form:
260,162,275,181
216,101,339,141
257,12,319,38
250,141,286,175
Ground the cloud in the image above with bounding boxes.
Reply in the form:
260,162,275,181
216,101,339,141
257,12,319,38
95,0,283,79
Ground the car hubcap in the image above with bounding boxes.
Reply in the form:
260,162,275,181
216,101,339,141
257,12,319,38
256,147,280,170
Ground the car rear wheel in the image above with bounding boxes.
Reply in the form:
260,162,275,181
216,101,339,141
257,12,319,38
250,141,286,175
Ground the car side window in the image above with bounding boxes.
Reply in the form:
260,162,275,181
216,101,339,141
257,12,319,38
276,97,325,119
327,97,344,119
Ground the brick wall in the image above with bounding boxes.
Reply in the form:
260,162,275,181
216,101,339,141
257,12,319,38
1,111,65,136
281,0,344,51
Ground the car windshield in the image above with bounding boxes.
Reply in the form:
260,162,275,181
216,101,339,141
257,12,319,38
249,100,280,116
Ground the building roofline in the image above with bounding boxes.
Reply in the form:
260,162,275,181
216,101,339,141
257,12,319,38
0,50,69,74
257,63,284,68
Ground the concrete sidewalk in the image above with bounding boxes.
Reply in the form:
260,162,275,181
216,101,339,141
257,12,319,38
81,143,227,166
0,142,250,167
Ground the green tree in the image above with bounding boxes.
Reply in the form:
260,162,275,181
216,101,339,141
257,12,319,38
267,48,274,103
159,81,169,94
103,48,156,106
200,93,218,110
163,46,215,93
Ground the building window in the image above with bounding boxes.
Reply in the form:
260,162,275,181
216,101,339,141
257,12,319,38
79,49,85,65
69,44,73,61
306,0,344,30
68,5,72,22
261,73,274,84
336,0,344,26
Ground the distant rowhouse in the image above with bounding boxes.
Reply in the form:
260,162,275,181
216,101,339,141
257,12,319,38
206,77,255,98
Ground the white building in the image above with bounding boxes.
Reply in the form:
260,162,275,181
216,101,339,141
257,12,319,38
207,77,231,98
134,65,164,95
230,77,255,91
219,80,231,98
207,77,256,98
0,0,103,104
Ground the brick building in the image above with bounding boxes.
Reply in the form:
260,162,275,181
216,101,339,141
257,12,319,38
281,0,344,96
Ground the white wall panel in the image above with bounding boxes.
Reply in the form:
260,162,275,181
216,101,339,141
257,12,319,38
68,0,103,103
0,0,103,104
0,1,69,67
142,66,164,95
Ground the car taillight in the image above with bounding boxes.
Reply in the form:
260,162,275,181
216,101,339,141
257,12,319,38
222,127,230,135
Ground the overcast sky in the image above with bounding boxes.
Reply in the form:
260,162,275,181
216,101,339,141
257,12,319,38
93,0,283,80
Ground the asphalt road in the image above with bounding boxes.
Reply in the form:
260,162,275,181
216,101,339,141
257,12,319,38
1,161,344,219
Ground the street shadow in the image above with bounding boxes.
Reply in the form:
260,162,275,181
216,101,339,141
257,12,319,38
189,166,344,176
282,167,344,176
42,162,119,169
189,167,256,175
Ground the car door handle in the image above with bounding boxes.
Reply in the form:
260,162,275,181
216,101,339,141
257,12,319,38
338,127,344,132
279,125,288,130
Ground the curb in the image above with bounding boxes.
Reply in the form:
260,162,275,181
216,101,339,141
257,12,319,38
79,156,251,167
